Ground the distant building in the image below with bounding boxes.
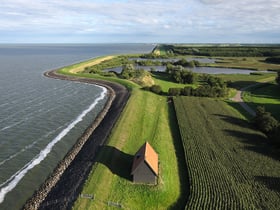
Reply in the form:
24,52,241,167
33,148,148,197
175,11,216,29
131,142,158,184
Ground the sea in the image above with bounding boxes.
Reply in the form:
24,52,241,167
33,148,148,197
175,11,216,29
0,43,154,209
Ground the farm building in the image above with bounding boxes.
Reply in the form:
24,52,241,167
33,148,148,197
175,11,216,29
131,142,158,184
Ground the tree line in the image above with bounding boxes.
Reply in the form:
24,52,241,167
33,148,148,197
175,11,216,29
169,45,280,57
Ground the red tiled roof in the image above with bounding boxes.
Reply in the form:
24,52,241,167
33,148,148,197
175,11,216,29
131,142,158,175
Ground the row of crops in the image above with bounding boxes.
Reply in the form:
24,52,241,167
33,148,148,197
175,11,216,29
173,97,280,209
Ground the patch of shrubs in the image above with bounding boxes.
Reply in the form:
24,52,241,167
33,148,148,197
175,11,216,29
173,58,200,68
168,85,228,97
143,85,163,95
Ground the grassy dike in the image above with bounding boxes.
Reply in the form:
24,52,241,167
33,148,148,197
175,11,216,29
57,57,188,209
74,90,188,209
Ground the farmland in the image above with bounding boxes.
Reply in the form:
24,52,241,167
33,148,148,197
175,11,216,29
173,96,280,209
56,47,280,209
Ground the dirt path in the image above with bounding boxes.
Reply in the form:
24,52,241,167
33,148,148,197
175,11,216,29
231,77,275,116
69,55,115,73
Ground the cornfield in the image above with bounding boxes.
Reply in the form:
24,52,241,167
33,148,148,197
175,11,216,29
173,96,280,209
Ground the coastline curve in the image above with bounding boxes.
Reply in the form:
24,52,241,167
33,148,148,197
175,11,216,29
23,70,130,210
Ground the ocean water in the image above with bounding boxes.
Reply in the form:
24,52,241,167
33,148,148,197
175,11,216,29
0,44,154,209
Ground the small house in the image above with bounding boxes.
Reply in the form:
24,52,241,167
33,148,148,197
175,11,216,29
131,142,158,184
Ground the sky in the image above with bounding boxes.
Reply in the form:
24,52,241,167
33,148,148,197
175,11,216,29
0,0,279,43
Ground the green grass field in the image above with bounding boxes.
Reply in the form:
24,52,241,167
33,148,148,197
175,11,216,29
73,89,188,210
216,73,276,89
173,97,280,209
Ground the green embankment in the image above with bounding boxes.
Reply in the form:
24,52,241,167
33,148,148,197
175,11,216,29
173,97,280,210
73,89,188,210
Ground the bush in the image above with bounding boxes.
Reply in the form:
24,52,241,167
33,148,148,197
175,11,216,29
253,106,279,137
150,85,162,94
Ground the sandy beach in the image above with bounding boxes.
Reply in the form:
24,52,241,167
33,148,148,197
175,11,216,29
23,70,130,210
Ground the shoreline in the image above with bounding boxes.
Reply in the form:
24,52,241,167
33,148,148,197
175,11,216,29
23,70,130,210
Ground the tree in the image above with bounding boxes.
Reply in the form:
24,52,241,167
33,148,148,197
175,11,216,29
253,106,279,135
188,60,196,68
174,58,189,67
166,63,175,74
181,70,196,84
173,70,182,83
121,64,135,79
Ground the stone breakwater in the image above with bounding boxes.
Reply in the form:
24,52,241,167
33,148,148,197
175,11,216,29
23,70,130,210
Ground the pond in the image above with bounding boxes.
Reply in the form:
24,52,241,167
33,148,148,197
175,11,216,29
104,65,265,75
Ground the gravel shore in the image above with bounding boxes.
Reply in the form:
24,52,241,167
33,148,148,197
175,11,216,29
23,70,130,210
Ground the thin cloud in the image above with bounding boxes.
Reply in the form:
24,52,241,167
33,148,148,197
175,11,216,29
0,0,279,43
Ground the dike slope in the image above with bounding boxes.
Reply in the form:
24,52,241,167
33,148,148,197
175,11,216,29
23,70,130,210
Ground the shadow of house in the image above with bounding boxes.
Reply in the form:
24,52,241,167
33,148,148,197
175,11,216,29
96,145,134,181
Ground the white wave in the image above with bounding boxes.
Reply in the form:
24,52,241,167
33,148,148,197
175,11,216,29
0,86,107,203
0,122,22,131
